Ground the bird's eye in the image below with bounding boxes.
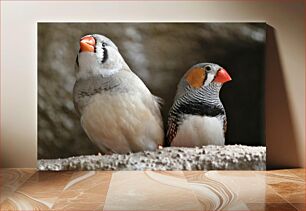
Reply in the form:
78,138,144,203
102,42,108,48
205,66,212,71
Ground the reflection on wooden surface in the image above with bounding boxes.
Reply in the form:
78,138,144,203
0,169,304,210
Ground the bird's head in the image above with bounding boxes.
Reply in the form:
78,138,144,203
185,63,231,88
75,34,127,79
175,63,231,99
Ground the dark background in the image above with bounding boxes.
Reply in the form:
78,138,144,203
38,23,266,159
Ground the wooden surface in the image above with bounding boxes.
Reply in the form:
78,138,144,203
0,169,304,210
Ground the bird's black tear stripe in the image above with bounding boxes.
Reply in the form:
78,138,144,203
101,46,108,63
203,71,208,86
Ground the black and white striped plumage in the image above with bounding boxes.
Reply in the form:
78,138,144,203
166,63,231,147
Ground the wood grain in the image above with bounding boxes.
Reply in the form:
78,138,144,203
0,169,304,210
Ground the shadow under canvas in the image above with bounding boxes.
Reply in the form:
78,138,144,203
265,25,300,169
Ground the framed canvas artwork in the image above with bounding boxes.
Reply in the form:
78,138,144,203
37,23,266,170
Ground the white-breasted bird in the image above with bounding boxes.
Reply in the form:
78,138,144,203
166,63,231,147
73,34,164,154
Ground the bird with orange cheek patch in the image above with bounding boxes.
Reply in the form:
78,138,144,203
166,63,232,147
73,34,164,154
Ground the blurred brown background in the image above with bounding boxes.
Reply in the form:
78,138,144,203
38,23,266,159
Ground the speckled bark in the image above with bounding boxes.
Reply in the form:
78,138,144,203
38,145,266,171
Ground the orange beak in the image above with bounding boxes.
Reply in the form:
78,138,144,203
80,35,95,52
214,68,232,84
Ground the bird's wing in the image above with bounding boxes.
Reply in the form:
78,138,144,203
222,115,227,134
121,70,165,142
166,116,178,146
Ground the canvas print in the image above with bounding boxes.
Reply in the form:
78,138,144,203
38,23,266,170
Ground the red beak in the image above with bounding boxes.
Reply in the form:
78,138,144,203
80,35,95,52
214,68,232,83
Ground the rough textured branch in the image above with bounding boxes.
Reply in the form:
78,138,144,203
38,145,266,171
